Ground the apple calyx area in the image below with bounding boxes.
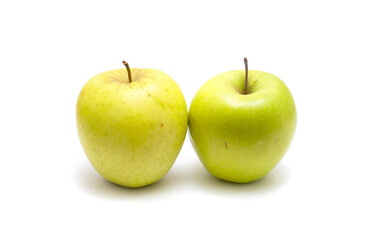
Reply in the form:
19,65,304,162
122,60,132,83
242,57,249,95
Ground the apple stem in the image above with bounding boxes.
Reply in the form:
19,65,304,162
122,60,132,83
243,57,249,94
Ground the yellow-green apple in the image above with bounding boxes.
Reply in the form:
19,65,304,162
189,58,296,183
76,61,188,187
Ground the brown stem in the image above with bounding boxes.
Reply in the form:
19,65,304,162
243,57,248,94
122,60,132,83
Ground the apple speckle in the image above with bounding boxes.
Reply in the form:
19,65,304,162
224,141,228,149
161,123,164,127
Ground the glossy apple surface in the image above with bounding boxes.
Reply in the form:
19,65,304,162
77,67,188,187
189,70,296,183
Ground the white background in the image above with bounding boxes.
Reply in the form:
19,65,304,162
1,0,374,239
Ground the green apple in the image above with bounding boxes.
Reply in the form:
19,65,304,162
189,58,296,183
76,61,188,188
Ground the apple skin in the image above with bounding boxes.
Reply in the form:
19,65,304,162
76,68,188,187
189,70,296,183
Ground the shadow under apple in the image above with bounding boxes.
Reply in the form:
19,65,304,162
75,159,290,199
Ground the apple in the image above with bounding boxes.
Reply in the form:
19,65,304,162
76,61,188,187
188,58,297,183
